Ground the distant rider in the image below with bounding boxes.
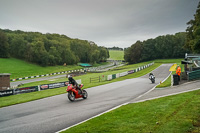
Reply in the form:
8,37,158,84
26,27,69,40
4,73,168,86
149,73,155,81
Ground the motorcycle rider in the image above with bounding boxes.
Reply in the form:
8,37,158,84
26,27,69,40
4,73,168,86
149,73,155,83
68,75,83,94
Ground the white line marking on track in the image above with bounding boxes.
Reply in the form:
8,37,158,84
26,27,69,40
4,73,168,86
55,102,129,133
132,88,200,103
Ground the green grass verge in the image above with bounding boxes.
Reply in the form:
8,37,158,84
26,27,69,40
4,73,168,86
154,59,183,63
108,50,124,60
156,74,172,88
0,58,83,79
92,62,110,67
62,89,200,133
0,87,66,108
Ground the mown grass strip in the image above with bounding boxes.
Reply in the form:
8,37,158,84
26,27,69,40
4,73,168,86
156,75,172,88
108,50,124,60
0,58,83,79
62,89,200,133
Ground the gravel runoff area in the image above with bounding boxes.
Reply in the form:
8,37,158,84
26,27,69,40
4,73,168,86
130,80,200,103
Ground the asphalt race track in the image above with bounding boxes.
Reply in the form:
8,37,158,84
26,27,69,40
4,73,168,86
0,64,172,133
10,74,67,87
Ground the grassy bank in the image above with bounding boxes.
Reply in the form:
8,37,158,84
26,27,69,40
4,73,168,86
62,89,200,133
0,58,82,79
108,50,124,60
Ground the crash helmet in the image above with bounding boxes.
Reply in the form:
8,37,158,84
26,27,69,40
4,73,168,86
149,73,153,76
68,75,72,80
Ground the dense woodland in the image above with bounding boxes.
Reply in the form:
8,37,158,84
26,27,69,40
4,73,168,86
0,29,109,66
185,2,200,53
125,2,200,64
124,32,188,64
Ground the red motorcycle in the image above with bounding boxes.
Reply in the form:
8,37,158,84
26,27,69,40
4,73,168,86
66,84,88,101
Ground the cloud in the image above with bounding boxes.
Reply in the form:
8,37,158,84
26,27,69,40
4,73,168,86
0,0,199,48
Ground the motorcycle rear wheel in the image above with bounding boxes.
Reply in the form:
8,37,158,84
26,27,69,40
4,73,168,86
68,91,75,101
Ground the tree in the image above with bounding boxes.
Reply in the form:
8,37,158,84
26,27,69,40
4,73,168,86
10,35,27,59
99,47,109,61
124,41,143,64
0,31,9,58
141,39,156,61
48,46,61,65
31,41,48,66
185,2,200,53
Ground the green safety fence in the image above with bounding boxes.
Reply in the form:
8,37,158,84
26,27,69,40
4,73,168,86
106,62,154,81
188,69,200,80
112,74,116,79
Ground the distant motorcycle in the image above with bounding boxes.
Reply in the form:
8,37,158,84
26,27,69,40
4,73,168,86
149,73,155,83
66,84,88,101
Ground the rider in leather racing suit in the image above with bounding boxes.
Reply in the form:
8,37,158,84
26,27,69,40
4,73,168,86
68,75,82,94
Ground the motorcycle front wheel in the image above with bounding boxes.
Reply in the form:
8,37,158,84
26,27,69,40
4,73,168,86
82,90,88,99
68,91,75,101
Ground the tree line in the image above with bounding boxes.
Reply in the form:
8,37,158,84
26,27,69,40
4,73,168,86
107,46,123,51
125,1,200,64
185,1,200,53
0,29,109,66
124,32,189,64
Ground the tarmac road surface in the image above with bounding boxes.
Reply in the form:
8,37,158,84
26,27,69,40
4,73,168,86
10,74,67,87
0,64,172,133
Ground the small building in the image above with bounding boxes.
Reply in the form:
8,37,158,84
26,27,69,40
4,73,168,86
0,73,11,90
78,63,92,67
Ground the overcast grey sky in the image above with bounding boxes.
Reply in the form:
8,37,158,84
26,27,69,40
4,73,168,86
0,0,199,48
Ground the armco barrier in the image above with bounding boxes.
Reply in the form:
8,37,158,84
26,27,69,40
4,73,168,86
0,80,81,97
106,62,154,81
14,86,39,94
40,82,68,90
0,90,14,97
116,73,120,78
10,69,84,81
128,70,134,74
120,72,128,77
107,75,112,80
